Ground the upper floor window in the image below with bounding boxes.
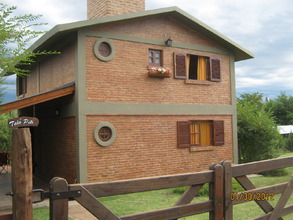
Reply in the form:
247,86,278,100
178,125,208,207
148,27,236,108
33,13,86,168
17,76,27,96
149,49,162,66
174,53,221,81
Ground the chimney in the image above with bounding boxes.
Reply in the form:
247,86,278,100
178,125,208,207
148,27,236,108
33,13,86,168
87,0,145,19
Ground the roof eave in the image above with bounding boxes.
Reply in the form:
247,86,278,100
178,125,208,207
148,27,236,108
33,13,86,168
29,6,253,61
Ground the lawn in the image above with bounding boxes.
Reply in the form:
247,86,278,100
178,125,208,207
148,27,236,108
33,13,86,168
33,152,293,219
99,152,293,219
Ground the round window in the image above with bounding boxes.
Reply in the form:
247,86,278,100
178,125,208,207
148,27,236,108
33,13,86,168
98,42,111,57
94,122,116,147
98,126,112,141
94,38,116,62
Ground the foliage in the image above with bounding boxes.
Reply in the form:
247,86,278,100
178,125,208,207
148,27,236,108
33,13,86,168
237,92,284,163
0,111,16,151
0,3,58,77
285,133,293,151
266,92,293,125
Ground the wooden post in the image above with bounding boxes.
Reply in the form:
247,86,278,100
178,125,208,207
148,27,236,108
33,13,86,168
222,161,233,220
9,117,39,220
11,128,33,220
49,177,69,220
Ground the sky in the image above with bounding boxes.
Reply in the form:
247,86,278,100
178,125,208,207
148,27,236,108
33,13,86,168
2,0,293,103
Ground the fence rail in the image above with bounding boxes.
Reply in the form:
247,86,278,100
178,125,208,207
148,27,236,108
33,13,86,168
48,156,293,219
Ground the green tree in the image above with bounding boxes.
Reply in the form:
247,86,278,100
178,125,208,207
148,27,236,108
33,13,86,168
0,3,58,76
0,3,57,150
0,111,16,151
237,93,284,163
266,92,293,125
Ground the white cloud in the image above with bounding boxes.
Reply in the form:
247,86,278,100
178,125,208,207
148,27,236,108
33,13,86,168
2,0,293,101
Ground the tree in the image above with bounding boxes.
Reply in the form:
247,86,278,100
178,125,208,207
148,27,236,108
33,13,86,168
266,92,293,125
0,3,57,75
0,3,57,150
0,111,16,151
237,93,284,163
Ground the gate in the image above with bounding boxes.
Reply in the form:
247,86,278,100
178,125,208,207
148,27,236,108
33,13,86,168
47,156,293,220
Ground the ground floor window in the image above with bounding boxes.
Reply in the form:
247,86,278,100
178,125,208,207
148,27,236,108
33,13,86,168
177,120,224,148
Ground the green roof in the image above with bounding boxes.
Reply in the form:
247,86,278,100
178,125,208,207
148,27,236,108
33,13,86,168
30,6,253,61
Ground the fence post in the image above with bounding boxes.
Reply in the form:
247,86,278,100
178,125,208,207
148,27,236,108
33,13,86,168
209,163,224,220
222,161,233,219
11,128,33,220
49,177,69,220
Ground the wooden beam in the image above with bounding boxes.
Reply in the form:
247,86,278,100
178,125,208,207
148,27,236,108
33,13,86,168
231,156,293,177
0,84,75,114
70,170,214,197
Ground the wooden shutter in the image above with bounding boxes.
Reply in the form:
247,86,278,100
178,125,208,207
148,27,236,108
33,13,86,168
213,120,224,146
177,121,190,148
210,58,221,81
174,53,187,79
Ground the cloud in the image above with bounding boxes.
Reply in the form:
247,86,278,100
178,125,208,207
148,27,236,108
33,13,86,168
1,0,293,102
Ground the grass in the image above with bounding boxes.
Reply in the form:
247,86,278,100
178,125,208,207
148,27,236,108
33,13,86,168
99,151,293,219
33,152,293,219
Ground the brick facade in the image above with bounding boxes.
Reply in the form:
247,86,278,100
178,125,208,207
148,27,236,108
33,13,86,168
86,115,233,182
87,0,145,19
23,42,75,97
86,15,231,105
11,5,252,183
36,116,77,183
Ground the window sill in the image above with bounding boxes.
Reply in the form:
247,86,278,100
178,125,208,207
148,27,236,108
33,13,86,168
184,80,212,86
190,146,215,152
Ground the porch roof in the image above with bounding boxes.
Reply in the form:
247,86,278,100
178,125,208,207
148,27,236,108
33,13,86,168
0,82,75,114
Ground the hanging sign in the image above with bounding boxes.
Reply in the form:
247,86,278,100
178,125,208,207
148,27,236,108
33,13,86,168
8,117,39,128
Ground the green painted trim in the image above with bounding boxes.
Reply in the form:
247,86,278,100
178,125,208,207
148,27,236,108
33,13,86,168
85,30,229,55
75,30,88,183
94,122,117,147
28,6,253,62
230,55,239,164
85,102,234,115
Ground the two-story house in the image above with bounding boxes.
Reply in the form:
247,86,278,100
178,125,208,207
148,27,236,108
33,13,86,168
0,0,253,183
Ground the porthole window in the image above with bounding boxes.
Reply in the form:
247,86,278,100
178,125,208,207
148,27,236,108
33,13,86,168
98,42,111,57
98,126,112,141
94,122,116,147
94,38,116,62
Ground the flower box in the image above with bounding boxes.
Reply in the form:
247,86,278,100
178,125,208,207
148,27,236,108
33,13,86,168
148,67,171,78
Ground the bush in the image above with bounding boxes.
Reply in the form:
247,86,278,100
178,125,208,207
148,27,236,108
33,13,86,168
285,133,293,151
0,111,16,151
260,168,288,177
237,101,284,163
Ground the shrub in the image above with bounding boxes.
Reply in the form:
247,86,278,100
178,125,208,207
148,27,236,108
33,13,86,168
260,168,288,177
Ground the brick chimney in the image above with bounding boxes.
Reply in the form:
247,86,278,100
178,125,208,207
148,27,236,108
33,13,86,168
87,0,145,19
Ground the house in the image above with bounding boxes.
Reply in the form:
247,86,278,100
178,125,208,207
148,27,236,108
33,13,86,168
0,0,253,183
278,125,293,136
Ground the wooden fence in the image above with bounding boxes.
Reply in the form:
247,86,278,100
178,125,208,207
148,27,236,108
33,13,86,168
49,156,293,220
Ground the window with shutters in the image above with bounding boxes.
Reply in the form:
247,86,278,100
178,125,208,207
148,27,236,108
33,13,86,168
177,120,224,148
149,49,162,66
174,53,221,82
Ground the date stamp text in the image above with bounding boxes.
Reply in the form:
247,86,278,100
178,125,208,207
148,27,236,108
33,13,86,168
230,192,275,201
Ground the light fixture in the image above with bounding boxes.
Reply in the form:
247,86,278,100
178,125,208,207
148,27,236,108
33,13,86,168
165,37,173,47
